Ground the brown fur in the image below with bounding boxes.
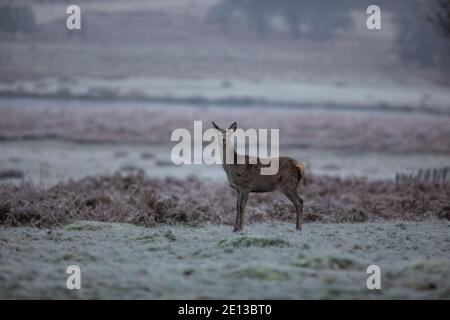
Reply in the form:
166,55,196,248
213,122,305,232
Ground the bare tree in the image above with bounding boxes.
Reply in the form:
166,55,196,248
432,0,450,38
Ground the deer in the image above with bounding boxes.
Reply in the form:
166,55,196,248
212,122,305,232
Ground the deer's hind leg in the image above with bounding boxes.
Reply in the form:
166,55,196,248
233,191,241,232
282,188,304,230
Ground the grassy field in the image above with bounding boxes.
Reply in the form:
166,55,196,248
1,171,449,299
1,220,449,299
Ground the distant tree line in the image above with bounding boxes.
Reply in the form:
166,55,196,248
207,0,450,69
394,0,450,68
206,0,359,39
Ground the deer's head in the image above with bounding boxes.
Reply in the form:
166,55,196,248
212,122,237,145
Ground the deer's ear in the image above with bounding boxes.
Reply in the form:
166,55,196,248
229,122,237,131
212,122,221,130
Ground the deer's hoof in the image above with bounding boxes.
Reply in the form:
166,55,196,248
296,224,303,231
233,226,241,233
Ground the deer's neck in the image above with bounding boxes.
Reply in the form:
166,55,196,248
221,139,237,166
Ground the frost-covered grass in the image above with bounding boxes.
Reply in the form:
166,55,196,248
1,173,449,228
0,221,449,299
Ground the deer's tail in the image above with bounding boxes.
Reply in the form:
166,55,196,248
292,160,305,179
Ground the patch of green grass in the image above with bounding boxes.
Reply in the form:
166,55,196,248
231,266,290,281
60,252,97,262
218,236,289,249
328,257,357,270
65,221,111,232
192,250,213,258
403,260,445,272
133,234,159,243
291,257,316,268
291,255,359,270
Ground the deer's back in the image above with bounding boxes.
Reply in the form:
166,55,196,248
222,156,303,193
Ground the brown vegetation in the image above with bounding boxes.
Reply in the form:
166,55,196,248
0,171,448,228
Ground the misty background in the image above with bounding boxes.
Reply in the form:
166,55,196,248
1,0,450,90
0,0,450,184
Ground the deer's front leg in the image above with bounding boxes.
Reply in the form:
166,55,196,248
238,191,249,231
233,191,241,232
297,196,304,230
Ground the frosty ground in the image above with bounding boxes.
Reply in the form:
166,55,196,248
1,220,449,299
